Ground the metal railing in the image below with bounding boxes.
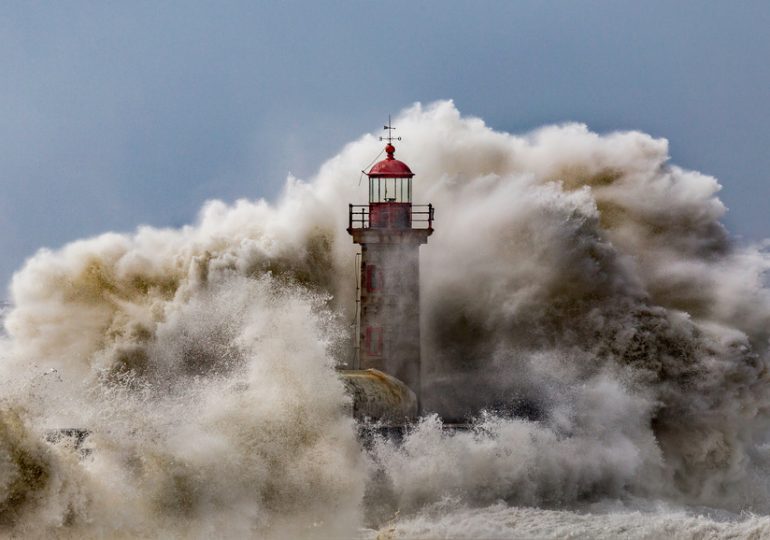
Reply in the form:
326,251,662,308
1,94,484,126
348,204,434,230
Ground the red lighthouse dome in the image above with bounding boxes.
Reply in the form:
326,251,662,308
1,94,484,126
368,143,414,178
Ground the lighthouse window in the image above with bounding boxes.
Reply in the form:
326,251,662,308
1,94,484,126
365,326,383,356
366,265,381,291
384,177,396,202
369,177,412,203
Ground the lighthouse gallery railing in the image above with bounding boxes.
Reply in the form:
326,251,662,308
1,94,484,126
348,204,434,230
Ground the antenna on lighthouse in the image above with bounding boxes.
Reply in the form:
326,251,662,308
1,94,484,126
379,115,402,144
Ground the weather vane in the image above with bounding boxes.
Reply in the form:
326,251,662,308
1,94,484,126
379,115,402,145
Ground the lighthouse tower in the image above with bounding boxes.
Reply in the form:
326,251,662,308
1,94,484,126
347,121,433,408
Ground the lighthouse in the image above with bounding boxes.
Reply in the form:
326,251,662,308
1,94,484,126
347,121,434,410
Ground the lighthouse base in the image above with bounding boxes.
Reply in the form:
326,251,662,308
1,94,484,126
339,369,417,426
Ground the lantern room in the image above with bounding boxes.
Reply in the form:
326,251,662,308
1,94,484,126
368,143,413,203
367,143,414,228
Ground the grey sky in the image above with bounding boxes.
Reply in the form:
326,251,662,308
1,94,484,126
2,1,769,295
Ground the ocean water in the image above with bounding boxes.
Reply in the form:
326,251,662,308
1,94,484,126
1,101,770,538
